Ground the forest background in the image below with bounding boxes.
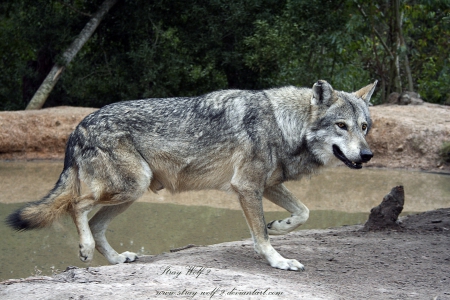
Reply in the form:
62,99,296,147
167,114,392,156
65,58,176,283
0,0,449,110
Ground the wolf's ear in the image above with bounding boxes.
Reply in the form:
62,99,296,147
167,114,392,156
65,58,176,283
311,80,334,106
354,80,378,105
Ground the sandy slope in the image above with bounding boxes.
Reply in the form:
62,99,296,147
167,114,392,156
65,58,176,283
367,103,450,171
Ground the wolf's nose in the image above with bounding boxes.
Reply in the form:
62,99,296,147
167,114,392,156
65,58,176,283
360,149,373,162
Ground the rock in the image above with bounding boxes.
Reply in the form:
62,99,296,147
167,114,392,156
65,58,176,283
388,92,400,104
387,91,424,105
399,91,424,105
395,144,404,152
362,186,405,231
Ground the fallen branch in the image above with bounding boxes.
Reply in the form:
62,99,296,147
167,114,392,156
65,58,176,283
170,244,201,253
0,276,55,285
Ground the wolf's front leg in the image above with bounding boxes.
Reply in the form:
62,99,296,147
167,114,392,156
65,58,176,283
264,184,310,235
231,177,305,271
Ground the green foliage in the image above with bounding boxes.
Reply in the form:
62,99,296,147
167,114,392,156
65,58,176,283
242,0,365,90
405,2,450,104
0,0,91,109
344,0,450,104
0,0,449,110
0,1,34,110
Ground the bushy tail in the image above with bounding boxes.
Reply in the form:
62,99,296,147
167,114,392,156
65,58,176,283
6,164,80,231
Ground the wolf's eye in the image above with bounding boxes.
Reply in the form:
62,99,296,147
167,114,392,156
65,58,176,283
362,124,367,131
336,122,347,130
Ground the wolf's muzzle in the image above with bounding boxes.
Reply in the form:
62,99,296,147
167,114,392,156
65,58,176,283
360,149,373,163
332,145,373,169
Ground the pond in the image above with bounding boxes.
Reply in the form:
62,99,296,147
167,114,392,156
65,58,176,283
0,161,448,280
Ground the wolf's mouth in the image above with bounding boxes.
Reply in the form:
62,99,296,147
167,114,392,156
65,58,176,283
332,145,362,169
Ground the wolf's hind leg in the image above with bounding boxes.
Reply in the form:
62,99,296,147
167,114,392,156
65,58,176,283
77,140,152,263
84,159,151,264
264,184,309,235
71,194,96,262
89,201,137,264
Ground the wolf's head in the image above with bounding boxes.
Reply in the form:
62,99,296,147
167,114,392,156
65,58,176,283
307,80,377,169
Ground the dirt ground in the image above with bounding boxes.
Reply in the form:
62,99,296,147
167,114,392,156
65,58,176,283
1,209,449,299
0,103,449,299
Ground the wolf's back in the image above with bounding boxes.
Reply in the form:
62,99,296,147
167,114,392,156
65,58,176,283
6,163,79,231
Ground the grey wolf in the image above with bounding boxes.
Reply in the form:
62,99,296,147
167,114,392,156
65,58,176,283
7,80,377,271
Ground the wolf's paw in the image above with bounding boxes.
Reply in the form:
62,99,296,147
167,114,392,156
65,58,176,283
79,243,95,262
109,251,138,264
270,258,305,272
267,219,293,235
121,251,138,263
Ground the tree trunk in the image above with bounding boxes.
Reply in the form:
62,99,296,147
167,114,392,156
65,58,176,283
26,0,118,110
395,3,414,92
392,0,402,93
381,77,386,103
403,53,414,92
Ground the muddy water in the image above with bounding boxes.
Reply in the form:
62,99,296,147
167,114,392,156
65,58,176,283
0,161,449,280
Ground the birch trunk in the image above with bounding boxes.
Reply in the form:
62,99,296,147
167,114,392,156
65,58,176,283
26,0,118,110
